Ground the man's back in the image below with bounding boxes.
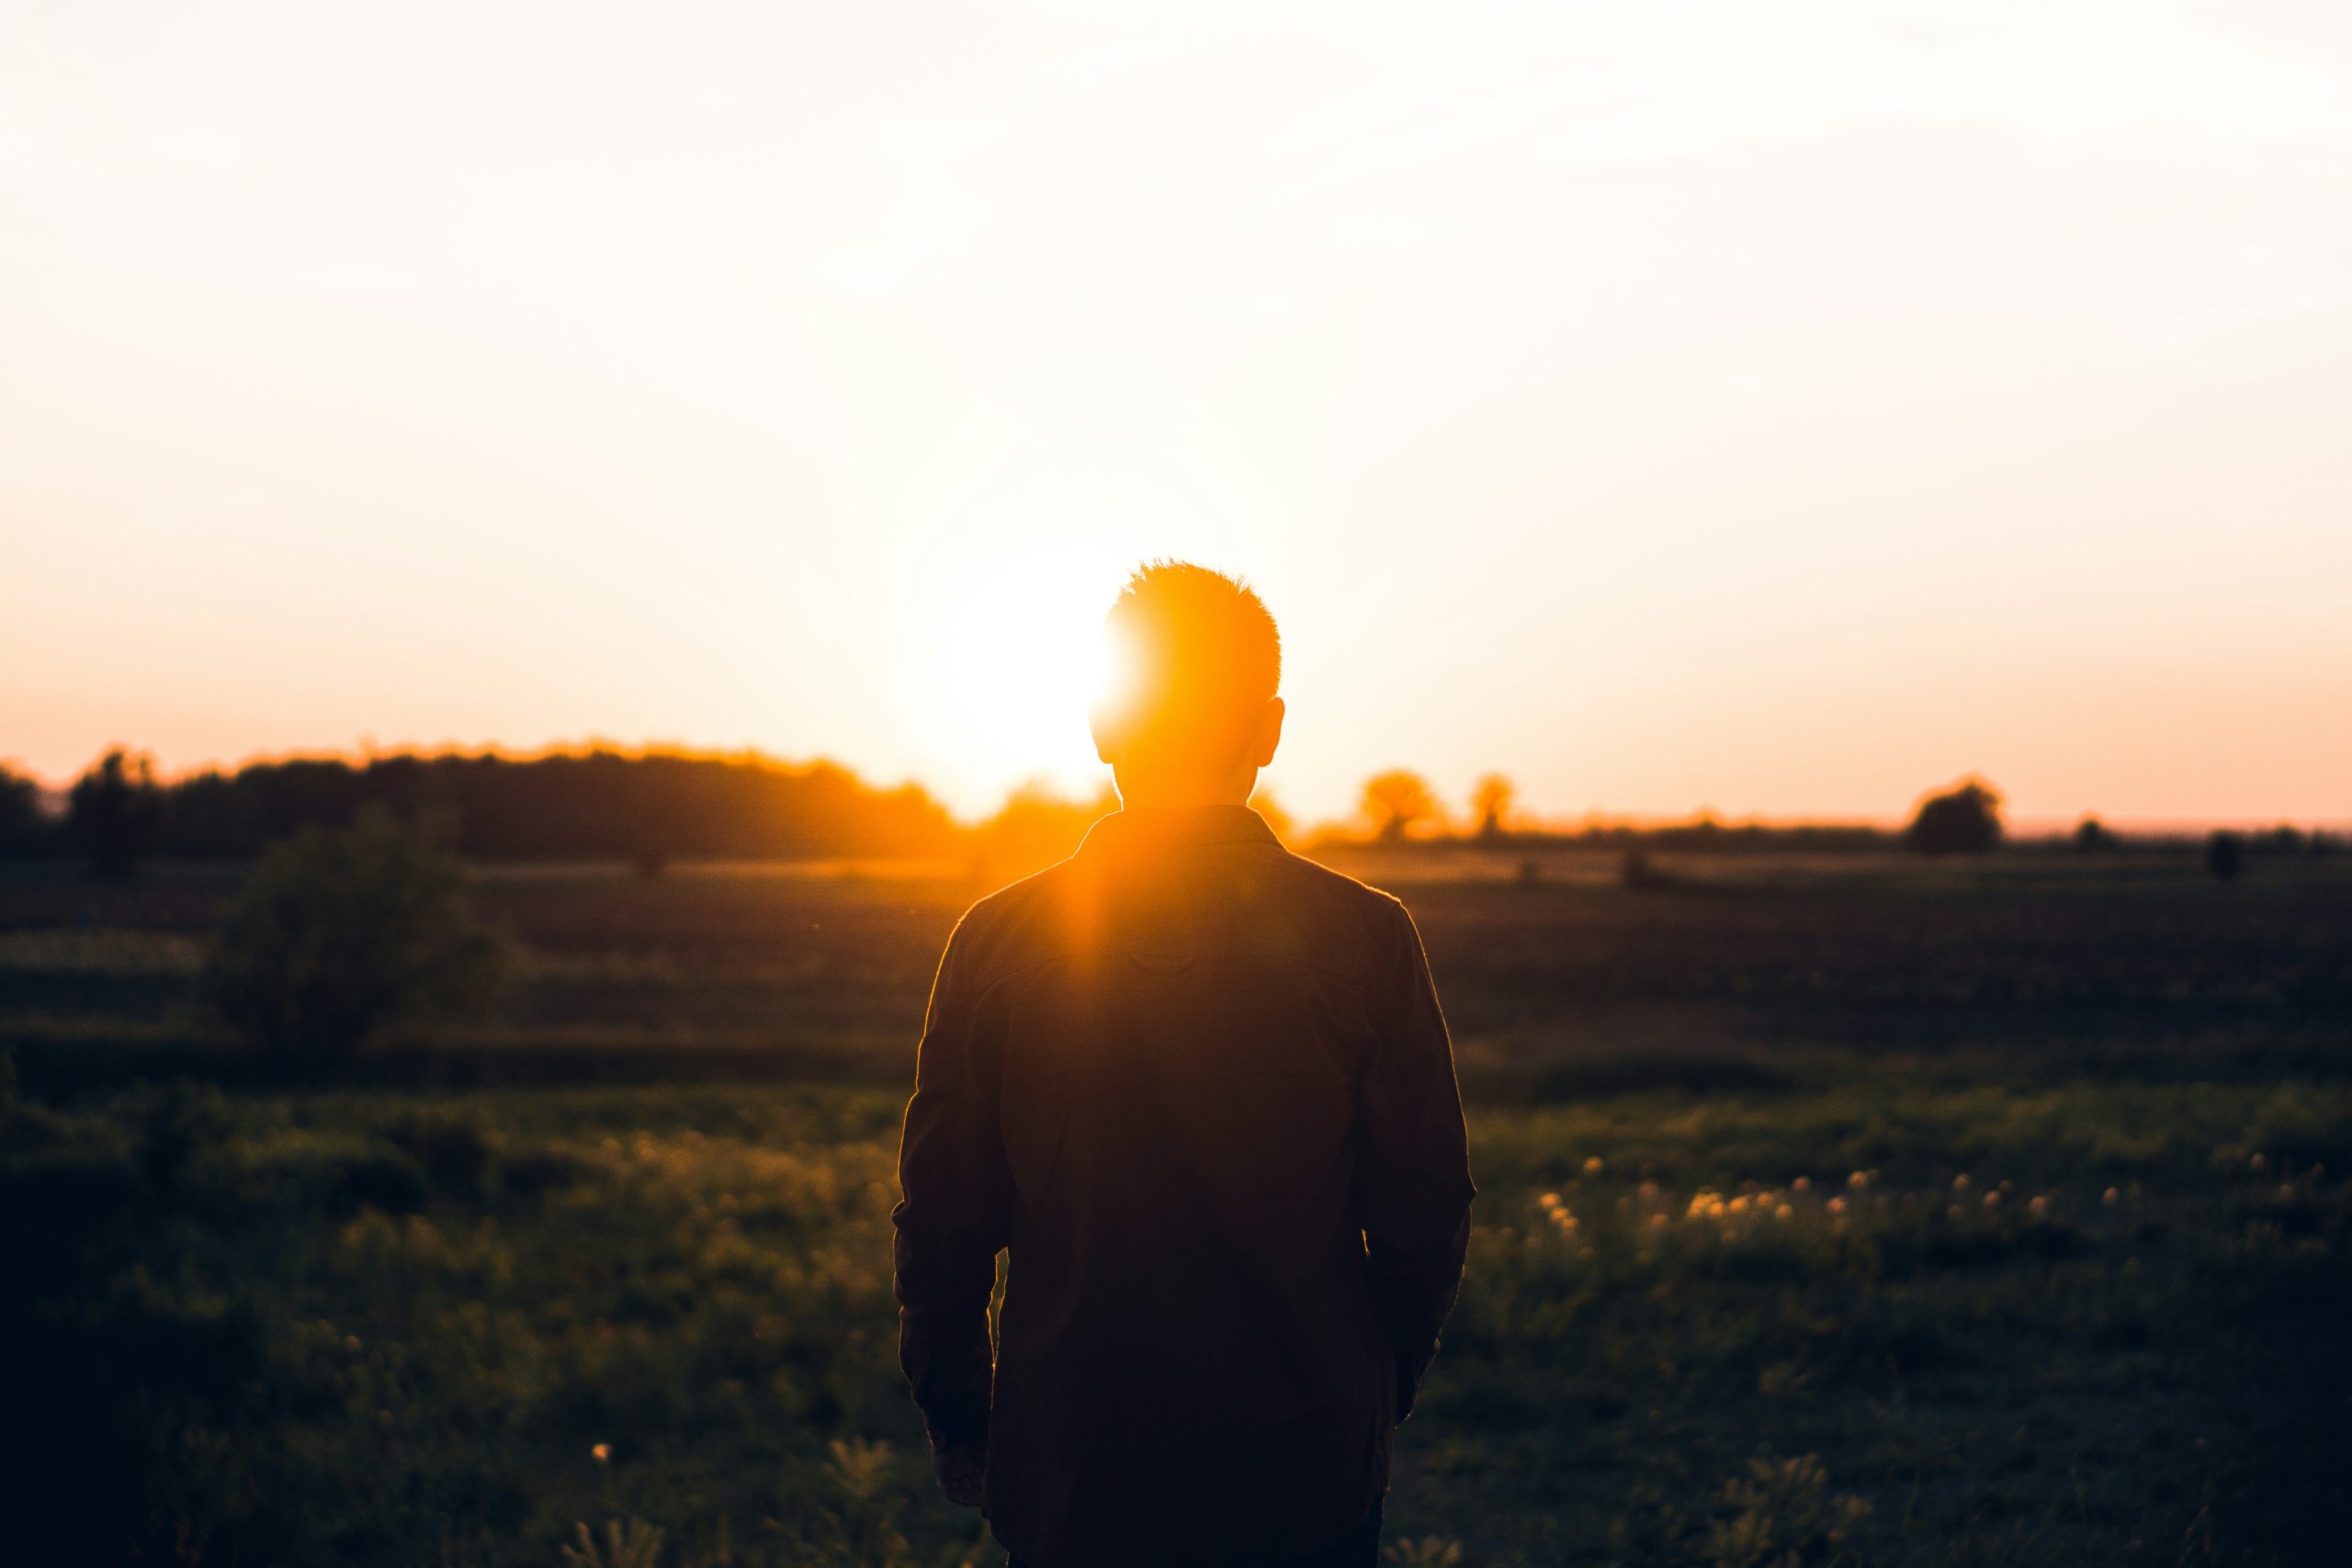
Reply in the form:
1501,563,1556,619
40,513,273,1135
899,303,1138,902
895,806,1476,1567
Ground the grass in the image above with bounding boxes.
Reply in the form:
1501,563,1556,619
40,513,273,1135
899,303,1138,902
6,1066,2346,1565
2,854,2349,1564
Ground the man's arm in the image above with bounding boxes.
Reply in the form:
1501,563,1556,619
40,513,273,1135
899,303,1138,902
892,919,1012,1501
1357,899,1476,1422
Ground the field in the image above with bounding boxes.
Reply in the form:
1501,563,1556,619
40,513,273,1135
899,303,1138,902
5,849,2350,1565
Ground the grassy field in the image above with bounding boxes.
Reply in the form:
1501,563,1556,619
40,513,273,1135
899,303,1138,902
4,850,2349,1565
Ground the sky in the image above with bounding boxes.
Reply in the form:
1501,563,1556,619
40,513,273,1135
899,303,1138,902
5,0,2349,828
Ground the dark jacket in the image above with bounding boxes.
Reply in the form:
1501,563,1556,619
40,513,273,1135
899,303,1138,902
893,805,1476,1567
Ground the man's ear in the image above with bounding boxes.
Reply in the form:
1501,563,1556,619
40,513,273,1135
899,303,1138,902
1251,697,1285,769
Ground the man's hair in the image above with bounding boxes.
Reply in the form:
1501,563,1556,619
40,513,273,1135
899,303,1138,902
1100,560,1281,767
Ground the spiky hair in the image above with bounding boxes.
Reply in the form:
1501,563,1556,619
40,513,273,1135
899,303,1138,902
1101,560,1281,762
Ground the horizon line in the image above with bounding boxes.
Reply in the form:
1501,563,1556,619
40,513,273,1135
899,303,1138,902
6,737,2345,839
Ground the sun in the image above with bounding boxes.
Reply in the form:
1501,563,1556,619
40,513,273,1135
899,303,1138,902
922,546,1127,803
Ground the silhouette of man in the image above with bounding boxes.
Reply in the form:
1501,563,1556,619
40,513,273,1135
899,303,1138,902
894,561,1476,1567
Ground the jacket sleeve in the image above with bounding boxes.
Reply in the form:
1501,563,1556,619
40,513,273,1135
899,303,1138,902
892,919,1013,1452
1356,899,1476,1422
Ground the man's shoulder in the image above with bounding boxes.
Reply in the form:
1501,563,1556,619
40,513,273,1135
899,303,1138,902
937,853,1108,994
1262,843,1412,931
944,843,1409,988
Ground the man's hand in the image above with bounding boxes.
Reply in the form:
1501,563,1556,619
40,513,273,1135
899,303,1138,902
931,1438,988,1508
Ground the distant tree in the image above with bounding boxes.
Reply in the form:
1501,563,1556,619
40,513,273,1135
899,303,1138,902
66,748,164,876
203,806,513,1066
81,745,967,863
2204,829,2244,883
1246,788,1294,844
0,764,47,855
2074,816,2117,853
1904,778,2003,857
975,779,1119,885
2258,825,2305,856
1472,773,1517,840
1362,771,1440,844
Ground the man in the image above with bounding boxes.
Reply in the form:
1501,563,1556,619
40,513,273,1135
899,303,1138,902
893,561,1476,1567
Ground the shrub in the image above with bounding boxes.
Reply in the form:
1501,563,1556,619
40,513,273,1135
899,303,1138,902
560,1519,665,1568
2205,829,2244,882
1904,778,2002,856
202,806,512,1066
1710,1452,1871,1568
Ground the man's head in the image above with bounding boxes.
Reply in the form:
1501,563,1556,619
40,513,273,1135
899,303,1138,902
1090,560,1283,806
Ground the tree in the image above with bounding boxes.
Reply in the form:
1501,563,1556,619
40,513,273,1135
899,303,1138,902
1361,770,1439,844
974,778,1119,885
0,764,48,854
203,806,513,1066
66,748,164,876
1904,777,2003,856
2074,816,2117,853
1472,773,1517,840
2204,829,2244,883
41,745,970,862
2258,825,2304,856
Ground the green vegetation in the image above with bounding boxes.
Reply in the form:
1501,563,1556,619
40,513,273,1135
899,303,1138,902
7,1066,2344,1565
3,853,2348,1564
204,807,513,1066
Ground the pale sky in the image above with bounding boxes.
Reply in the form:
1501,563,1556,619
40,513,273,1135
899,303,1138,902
6,0,2349,828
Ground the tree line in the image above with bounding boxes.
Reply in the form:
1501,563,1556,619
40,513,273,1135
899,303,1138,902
1351,769,2336,870
2,748,2335,875
0,747,962,871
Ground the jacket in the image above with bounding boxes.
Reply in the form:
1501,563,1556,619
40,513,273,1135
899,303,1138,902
893,804,1476,1566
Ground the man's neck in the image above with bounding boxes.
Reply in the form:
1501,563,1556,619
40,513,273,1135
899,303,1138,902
1113,771,1257,812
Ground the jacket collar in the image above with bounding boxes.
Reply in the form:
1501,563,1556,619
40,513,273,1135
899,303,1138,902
1078,805,1280,855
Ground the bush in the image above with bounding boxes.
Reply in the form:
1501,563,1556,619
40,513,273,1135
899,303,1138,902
202,807,513,1066
1904,778,2002,856
2206,829,2244,882
1710,1452,1871,1568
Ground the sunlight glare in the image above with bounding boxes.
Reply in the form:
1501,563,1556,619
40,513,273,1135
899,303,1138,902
925,545,1128,805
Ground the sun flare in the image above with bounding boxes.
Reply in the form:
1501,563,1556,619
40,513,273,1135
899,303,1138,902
919,546,1130,806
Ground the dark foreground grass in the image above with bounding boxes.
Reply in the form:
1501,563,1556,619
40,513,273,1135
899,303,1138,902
6,1060,2346,1567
